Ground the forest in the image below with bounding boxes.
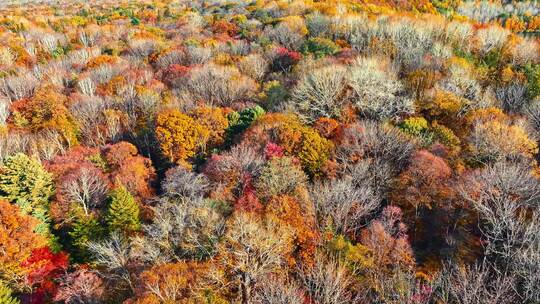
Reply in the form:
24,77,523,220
0,0,540,303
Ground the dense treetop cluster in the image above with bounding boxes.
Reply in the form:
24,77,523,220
0,0,540,303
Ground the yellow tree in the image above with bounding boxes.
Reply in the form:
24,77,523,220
156,109,207,167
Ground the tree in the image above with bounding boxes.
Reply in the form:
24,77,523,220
0,282,19,304
359,206,416,272
130,262,212,303
390,150,454,261
217,213,294,304
106,183,140,233
87,233,136,292
288,65,348,122
161,166,209,200
21,247,69,302
19,85,79,145
254,156,307,200
465,108,538,164
0,201,48,290
252,275,304,304
54,269,105,304
242,113,334,176
0,153,54,235
189,106,229,150
349,57,414,120
156,109,206,167
298,254,357,304
68,215,105,261
133,198,225,263
312,177,380,237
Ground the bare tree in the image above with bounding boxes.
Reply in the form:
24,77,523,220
349,57,414,121
134,197,225,263
62,167,108,216
433,262,517,304
252,275,304,304
218,213,294,304
337,121,416,171
161,166,210,200
88,232,137,292
289,65,348,123
311,177,380,236
459,161,540,261
299,254,357,304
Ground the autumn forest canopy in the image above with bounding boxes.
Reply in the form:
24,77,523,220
0,0,540,303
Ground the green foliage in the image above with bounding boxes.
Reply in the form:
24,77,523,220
69,214,105,261
0,282,19,304
106,184,140,233
523,64,540,99
301,37,340,58
131,16,141,25
0,153,54,235
260,81,288,111
226,105,265,140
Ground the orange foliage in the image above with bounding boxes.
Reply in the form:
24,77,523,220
17,85,79,145
131,262,209,304
86,55,117,69
0,200,48,289
242,113,334,176
266,195,319,266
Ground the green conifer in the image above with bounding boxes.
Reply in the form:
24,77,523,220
0,153,54,235
106,183,140,233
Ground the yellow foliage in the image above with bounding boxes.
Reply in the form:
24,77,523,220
189,106,230,149
156,109,207,167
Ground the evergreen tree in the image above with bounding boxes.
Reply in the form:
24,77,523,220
69,214,105,261
0,282,20,304
0,153,54,235
106,183,140,233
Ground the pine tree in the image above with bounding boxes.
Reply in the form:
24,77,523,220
0,282,20,304
106,183,140,233
0,153,54,235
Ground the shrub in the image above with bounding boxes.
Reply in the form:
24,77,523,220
300,37,340,58
270,47,302,73
398,117,430,137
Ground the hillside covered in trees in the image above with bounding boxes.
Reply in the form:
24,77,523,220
0,0,540,303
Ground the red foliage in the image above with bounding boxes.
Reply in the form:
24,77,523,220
22,248,69,304
264,142,284,160
234,173,263,213
271,47,302,72
162,64,192,87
